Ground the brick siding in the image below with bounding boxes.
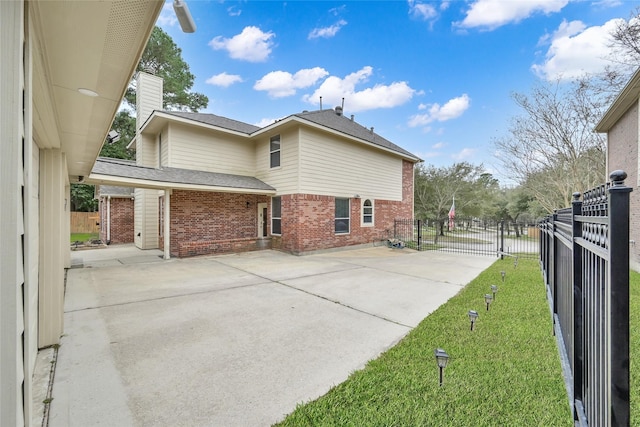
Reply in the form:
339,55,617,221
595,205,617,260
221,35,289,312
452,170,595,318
99,197,134,244
607,101,640,270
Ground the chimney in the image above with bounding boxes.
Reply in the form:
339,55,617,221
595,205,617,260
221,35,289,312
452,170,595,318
136,71,163,132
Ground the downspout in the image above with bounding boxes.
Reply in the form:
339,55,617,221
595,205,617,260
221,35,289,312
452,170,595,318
164,189,171,259
107,195,111,244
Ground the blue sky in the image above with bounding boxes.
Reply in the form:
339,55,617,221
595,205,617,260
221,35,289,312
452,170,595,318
157,0,637,181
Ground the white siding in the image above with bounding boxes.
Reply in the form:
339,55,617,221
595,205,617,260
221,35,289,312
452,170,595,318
134,188,160,250
168,123,255,175
298,127,403,200
255,128,300,194
1,2,26,425
136,72,162,168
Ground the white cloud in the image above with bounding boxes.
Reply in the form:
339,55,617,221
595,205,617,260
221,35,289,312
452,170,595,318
255,118,278,128
452,148,476,160
227,5,242,17
302,66,416,112
408,0,438,20
309,19,348,39
432,142,446,149
254,67,329,98
157,2,177,27
456,0,569,30
209,26,275,62
206,72,243,88
532,18,624,81
408,94,471,127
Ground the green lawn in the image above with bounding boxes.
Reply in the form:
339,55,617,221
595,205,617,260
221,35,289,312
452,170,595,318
70,233,98,243
276,258,573,426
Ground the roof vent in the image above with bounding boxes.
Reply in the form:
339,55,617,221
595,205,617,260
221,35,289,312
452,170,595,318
335,106,343,116
350,115,354,121
370,126,374,133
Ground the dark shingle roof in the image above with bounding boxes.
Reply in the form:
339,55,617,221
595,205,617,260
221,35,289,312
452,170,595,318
291,109,420,160
161,111,261,134
92,158,275,192
97,185,134,197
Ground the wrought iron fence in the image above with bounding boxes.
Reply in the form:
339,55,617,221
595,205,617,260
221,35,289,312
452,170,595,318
539,171,631,426
393,218,539,258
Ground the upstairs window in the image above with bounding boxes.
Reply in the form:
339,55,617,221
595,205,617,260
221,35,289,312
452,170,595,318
363,199,373,225
335,198,350,234
272,196,282,235
270,135,281,168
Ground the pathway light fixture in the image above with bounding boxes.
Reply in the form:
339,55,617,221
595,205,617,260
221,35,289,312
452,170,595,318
501,270,506,282
468,310,479,331
434,348,449,386
491,285,498,300
484,293,493,311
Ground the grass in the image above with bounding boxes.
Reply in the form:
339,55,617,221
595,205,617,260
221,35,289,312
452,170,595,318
70,232,98,243
276,258,572,427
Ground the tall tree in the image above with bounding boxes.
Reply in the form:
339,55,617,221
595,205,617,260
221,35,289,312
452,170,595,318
493,79,606,213
124,26,208,112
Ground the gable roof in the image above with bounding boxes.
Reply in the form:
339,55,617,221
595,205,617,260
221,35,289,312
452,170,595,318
290,109,420,161
89,157,275,194
161,111,261,134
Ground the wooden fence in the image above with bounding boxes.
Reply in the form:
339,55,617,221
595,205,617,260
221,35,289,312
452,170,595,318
70,211,100,234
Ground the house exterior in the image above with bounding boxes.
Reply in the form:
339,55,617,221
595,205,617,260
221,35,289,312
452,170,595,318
90,72,421,257
0,2,162,425
595,67,640,271
97,185,135,245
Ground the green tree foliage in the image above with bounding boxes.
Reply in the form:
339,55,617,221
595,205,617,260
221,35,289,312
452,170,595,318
414,163,498,237
70,184,97,212
99,111,136,160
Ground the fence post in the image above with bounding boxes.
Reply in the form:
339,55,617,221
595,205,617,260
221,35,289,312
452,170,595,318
608,170,631,426
417,219,422,250
571,192,583,406
500,220,504,259
551,210,558,336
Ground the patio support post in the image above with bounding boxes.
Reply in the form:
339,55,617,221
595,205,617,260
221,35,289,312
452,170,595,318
164,189,171,260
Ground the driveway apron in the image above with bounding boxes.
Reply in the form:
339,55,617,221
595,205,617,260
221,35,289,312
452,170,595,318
49,247,494,427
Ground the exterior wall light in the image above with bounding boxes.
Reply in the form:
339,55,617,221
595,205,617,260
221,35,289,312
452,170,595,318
484,293,493,311
468,310,478,331
434,348,449,386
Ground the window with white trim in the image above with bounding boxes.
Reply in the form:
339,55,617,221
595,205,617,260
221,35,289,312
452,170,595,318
362,199,373,225
335,198,350,234
271,196,282,235
270,135,280,168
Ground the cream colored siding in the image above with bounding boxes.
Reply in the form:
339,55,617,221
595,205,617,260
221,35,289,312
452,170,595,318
39,149,66,348
160,124,169,167
168,123,255,175
255,128,300,194
136,73,162,168
298,128,403,200
134,188,159,249
1,3,26,424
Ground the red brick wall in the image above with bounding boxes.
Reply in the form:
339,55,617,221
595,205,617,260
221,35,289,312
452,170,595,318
607,101,640,270
168,190,270,257
275,160,416,254
99,197,134,244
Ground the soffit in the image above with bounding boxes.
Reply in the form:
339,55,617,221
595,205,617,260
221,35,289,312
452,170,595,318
30,0,162,177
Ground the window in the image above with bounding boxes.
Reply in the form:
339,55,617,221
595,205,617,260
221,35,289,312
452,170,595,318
271,196,282,235
335,198,350,234
270,135,280,168
363,199,373,225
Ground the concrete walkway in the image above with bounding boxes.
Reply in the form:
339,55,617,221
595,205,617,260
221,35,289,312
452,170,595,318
49,245,494,426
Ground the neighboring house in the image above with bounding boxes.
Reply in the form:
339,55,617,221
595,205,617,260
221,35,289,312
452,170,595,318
89,72,422,258
595,67,640,271
0,2,162,425
97,185,135,245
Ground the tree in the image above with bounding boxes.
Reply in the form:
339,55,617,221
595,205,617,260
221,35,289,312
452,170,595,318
99,111,136,160
414,162,495,240
493,79,606,213
124,26,208,112
70,184,97,212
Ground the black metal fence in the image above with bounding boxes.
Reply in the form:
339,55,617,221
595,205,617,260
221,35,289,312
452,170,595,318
539,171,631,426
393,218,539,258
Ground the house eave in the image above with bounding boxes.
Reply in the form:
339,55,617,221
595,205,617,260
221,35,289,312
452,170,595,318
141,111,253,138
595,67,640,133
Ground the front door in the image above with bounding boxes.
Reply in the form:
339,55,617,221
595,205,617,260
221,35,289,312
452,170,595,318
257,203,267,237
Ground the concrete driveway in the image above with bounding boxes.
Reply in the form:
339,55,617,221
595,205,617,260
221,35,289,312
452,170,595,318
49,245,494,427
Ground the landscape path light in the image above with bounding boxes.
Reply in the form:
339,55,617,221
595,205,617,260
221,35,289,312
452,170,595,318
501,270,506,282
484,293,493,311
468,310,479,331
434,348,449,386
513,257,519,269
491,285,498,300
